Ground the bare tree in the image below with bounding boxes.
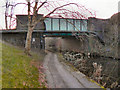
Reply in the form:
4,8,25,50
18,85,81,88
5,0,9,29
4,0,95,55
3,0,94,55
23,0,95,55
4,0,17,29
4,0,28,29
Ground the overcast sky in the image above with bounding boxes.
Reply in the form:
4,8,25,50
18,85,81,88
0,0,119,29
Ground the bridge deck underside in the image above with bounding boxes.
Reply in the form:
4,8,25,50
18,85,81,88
43,31,93,37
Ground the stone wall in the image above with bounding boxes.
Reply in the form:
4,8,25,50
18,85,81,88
45,36,90,54
16,14,46,30
60,37,89,53
2,33,26,47
1,32,45,50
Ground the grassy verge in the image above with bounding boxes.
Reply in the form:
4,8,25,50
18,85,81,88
0,42,2,89
1,42,46,88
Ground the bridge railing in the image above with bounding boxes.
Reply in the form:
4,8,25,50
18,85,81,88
44,18,88,31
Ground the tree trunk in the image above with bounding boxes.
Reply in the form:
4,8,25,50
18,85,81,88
5,15,8,29
25,27,33,55
5,0,8,30
24,1,32,55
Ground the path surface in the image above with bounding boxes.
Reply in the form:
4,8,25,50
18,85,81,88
43,52,101,88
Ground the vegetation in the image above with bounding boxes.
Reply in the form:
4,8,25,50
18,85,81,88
0,42,2,89
59,51,119,88
1,42,46,88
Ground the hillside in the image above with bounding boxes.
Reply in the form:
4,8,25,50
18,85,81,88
1,42,46,88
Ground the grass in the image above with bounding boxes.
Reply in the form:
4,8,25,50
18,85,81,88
0,42,2,89
1,42,46,88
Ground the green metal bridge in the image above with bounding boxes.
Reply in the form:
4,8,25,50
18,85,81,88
44,17,87,31
0,16,105,45
43,17,88,36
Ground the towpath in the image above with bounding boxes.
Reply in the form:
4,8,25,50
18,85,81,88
43,52,101,88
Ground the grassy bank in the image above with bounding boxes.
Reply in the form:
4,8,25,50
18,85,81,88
0,42,2,89
1,42,46,88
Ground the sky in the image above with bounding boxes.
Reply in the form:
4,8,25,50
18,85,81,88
0,0,119,29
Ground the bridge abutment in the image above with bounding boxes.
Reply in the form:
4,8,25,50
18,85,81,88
0,32,45,51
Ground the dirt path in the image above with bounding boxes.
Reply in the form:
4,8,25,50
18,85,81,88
43,52,101,88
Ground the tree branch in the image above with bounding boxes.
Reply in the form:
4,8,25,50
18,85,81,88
32,1,38,24
28,2,31,28
36,0,47,12
45,3,79,17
